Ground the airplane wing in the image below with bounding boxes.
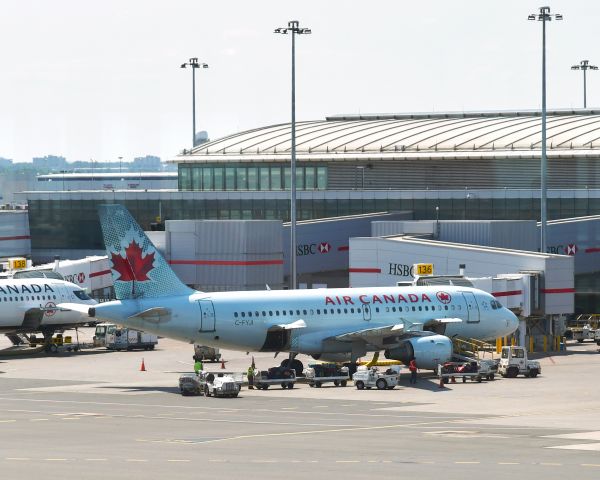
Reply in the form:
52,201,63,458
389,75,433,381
423,317,462,327
329,317,461,348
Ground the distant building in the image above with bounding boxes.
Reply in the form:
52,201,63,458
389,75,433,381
0,157,13,169
133,155,162,171
32,155,67,171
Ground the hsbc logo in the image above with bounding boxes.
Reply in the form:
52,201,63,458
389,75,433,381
297,242,333,256
547,244,578,256
318,242,331,254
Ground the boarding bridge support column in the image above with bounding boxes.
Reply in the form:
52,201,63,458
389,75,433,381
519,318,527,347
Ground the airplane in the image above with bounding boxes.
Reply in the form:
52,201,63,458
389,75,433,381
0,275,97,349
59,204,519,372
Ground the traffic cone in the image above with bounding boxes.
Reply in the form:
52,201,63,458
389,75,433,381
221,359,226,369
140,358,146,371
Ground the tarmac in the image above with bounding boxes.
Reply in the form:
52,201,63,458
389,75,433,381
1,329,600,479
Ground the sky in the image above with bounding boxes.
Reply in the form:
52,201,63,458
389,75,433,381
1,0,599,163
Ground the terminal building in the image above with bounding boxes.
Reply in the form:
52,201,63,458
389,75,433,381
13,109,600,319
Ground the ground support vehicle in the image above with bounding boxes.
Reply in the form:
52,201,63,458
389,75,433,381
198,372,241,398
193,344,221,363
352,365,401,390
179,373,202,396
437,360,495,384
30,334,92,354
94,323,157,351
573,324,596,343
303,363,350,387
594,329,600,346
253,367,296,389
498,346,541,378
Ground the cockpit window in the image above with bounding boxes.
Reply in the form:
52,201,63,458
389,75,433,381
73,290,91,300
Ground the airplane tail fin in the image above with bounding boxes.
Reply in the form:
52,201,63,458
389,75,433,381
98,204,194,300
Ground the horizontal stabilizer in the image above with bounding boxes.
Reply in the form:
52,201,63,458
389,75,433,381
269,319,307,331
127,307,171,321
56,303,92,316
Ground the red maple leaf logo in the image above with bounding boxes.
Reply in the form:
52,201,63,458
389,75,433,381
110,240,155,282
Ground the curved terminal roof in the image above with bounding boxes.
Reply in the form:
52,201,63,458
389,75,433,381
175,109,600,163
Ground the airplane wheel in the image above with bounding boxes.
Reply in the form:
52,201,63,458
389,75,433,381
355,381,365,390
341,381,348,387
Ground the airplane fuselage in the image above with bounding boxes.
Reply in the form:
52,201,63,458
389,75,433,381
93,285,519,355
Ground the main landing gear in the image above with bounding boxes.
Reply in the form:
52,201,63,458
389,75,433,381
280,352,303,376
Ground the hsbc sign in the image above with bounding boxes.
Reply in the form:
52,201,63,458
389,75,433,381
547,244,578,256
297,242,333,256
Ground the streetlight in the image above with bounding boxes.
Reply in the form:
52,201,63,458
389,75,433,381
528,6,562,254
571,60,598,108
274,20,311,290
180,58,208,148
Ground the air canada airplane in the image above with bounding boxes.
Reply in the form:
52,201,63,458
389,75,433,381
60,205,519,371
0,276,97,345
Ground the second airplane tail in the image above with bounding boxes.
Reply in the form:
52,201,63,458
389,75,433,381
98,204,194,300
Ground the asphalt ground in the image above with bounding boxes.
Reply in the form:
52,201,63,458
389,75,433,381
1,330,600,479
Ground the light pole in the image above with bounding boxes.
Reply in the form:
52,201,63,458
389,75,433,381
528,6,562,254
274,21,311,290
180,58,208,148
571,60,598,108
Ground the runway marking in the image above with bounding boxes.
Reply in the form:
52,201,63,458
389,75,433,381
167,459,191,463
544,431,600,441
0,420,16,423
581,464,600,467
85,458,107,461
0,397,465,420
45,458,67,461
140,418,473,446
498,462,520,465
455,461,480,464
6,457,30,461
30,419,49,422
549,443,600,451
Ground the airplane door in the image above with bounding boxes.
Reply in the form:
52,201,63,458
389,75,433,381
462,292,480,323
198,300,216,332
362,304,371,321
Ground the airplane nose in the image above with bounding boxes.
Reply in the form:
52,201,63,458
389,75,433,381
506,308,519,334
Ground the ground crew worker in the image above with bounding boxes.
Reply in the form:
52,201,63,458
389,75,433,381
247,365,255,389
194,359,203,374
409,357,418,384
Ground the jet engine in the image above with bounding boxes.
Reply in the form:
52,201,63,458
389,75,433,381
384,335,452,370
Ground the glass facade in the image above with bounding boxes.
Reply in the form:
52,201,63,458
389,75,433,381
178,164,328,191
27,193,600,251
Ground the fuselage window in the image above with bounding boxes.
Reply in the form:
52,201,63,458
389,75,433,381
412,306,416,311
392,307,396,312
330,309,334,314
234,312,238,318
444,305,449,310
262,311,266,317
317,309,321,315
451,305,455,310
21,297,24,301
385,307,390,313
53,295,56,300
255,311,259,317
344,308,348,314
418,306,422,311
282,310,286,315
289,310,293,315
269,311,273,316
357,308,361,313
241,312,246,317
457,305,461,310
350,308,354,314
296,310,300,316
310,309,314,315
337,308,341,314
303,310,307,315
375,307,380,313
